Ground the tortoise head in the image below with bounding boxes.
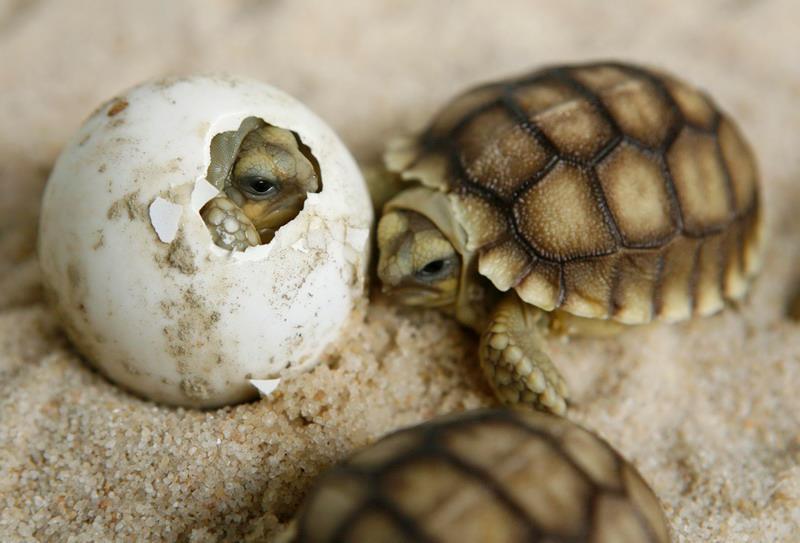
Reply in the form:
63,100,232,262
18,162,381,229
227,125,319,243
377,209,461,308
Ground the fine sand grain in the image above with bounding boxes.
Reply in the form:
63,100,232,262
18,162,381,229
1,1,800,541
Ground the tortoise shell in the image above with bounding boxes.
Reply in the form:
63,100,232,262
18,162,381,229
291,409,670,542
386,62,762,324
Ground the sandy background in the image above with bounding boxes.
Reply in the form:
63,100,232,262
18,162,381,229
1,0,799,541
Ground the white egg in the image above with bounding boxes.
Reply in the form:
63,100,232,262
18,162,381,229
38,75,372,407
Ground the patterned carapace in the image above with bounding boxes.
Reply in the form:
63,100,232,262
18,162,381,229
293,409,671,542
394,62,761,324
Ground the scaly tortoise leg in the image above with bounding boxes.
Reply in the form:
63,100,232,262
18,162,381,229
479,294,569,415
200,195,261,251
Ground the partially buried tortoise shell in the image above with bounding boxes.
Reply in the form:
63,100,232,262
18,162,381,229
284,409,670,542
376,61,762,414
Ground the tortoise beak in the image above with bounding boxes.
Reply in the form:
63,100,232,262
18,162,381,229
381,282,452,307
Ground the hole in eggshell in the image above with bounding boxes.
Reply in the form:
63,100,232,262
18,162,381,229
199,116,322,252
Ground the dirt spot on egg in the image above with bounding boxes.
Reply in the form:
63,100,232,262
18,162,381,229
180,376,211,400
92,231,105,250
107,190,146,221
120,358,144,376
155,228,197,275
107,98,128,117
151,76,187,89
66,263,82,291
65,261,90,324
160,286,223,401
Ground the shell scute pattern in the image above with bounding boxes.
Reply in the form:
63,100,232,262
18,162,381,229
456,105,550,200
514,162,618,260
401,62,761,324
596,143,678,246
293,410,670,543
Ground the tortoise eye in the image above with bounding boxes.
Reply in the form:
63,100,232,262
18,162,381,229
417,258,453,280
239,176,279,199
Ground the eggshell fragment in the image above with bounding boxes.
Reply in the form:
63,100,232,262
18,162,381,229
149,197,182,243
249,378,282,398
38,75,372,408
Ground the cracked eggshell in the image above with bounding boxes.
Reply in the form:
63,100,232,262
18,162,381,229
38,75,372,408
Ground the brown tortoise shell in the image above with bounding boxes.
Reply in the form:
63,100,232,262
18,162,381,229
386,62,762,324
291,409,670,542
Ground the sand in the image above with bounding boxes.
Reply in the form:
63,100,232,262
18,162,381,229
1,0,799,541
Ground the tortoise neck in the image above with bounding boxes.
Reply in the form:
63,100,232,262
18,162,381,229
383,187,496,331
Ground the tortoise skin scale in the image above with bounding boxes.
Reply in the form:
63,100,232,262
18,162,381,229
291,409,670,543
387,62,762,324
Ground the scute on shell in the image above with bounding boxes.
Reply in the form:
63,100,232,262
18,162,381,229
292,409,671,543
385,61,762,324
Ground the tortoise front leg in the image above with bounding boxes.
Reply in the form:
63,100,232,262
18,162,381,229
479,294,569,415
201,194,261,251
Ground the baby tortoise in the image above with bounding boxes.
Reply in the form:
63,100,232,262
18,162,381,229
280,409,671,543
377,61,762,414
201,117,320,250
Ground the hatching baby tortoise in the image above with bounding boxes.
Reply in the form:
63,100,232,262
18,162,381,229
201,117,320,250
377,61,762,414
281,409,671,542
